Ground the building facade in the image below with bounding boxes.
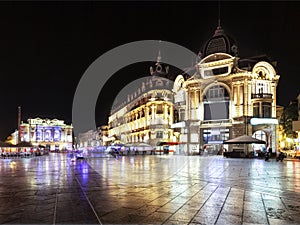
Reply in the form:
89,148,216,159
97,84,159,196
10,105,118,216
108,53,177,148
172,25,280,155
19,118,73,151
77,129,100,149
292,94,300,150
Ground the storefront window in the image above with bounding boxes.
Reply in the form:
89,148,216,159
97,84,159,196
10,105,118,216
203,128,230,144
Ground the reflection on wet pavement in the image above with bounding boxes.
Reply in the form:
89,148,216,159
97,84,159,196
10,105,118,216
1,153,300,224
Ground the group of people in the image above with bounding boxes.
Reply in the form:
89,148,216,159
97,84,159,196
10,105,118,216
1,151,33,158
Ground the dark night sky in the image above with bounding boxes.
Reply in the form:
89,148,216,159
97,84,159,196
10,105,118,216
0,1,299,140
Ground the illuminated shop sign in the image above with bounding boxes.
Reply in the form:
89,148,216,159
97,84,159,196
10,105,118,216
250,118,278,125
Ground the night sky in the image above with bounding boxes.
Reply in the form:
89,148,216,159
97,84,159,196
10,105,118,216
0,1,299,140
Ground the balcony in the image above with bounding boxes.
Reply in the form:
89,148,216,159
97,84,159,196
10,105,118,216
251,93,273,99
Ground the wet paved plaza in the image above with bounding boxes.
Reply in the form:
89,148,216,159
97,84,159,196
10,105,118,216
1,153,300,224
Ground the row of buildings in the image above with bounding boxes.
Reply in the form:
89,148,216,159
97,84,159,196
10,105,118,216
6,23,299,156
78,24,295,156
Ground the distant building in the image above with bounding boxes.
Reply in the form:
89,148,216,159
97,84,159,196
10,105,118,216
172,25,280,155
292,94,300,150
99,125,109,147
276,105,285,150
78,129,100,149
19,118,73,151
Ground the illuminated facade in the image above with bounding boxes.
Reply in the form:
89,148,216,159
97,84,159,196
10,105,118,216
78,129,100,149
292,94,300,150
19,118,73,151
108,53,176,148
172,25,280,155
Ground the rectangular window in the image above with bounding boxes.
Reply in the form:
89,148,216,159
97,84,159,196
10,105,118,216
179,108,185,121
204,102,229,120
234,86,237,105
156,131,163,139
262,102,272,118
212,67,228,75
253,102,260,117
239,86,244,105
156,104,163,114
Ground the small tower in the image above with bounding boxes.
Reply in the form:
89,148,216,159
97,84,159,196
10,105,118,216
150,50,169,77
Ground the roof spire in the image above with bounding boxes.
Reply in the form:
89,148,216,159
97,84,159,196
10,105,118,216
213,1,224,37
218,0,221,28
157,50,162,63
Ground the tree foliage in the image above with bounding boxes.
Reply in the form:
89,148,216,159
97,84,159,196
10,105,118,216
279,100,298,138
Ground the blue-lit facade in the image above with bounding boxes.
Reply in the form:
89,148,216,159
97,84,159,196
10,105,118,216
19,118,73,151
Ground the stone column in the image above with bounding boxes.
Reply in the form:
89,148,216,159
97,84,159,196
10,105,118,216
164,104,168,121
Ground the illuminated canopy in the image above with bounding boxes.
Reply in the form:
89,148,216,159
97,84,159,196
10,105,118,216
250,118,278,125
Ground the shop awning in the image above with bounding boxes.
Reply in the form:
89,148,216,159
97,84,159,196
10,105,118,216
157,141,183,146
15,141,33,147
223,135,266,144
0,141,13,147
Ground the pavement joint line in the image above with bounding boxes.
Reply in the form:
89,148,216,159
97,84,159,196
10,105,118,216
168,182,210,223
52,187,59,225
214,186,231,225
280,196,293,221
261,192,270,225
188,182,219,224
160,182,209,224
74,175,103,225
241,187,246,224
199,178,300,202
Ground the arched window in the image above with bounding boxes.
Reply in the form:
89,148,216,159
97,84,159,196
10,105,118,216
203,85,229,121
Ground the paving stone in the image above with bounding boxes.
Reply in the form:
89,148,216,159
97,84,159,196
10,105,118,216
243,209,268,224
215,213,242,225
142,211,172,224
157,202,182,213
192,214,219,225
243,201,265,211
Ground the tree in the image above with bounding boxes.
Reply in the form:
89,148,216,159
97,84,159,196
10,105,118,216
280,100,298,139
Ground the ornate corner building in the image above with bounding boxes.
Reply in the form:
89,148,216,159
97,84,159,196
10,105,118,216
108,52,177,150
172,25,280,155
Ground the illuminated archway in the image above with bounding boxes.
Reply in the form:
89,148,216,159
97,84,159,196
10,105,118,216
252,130,267,153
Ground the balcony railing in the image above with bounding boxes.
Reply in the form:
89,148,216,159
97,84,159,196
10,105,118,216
251,93,273,99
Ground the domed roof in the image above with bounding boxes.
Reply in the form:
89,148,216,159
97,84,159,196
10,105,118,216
202,25,238,58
